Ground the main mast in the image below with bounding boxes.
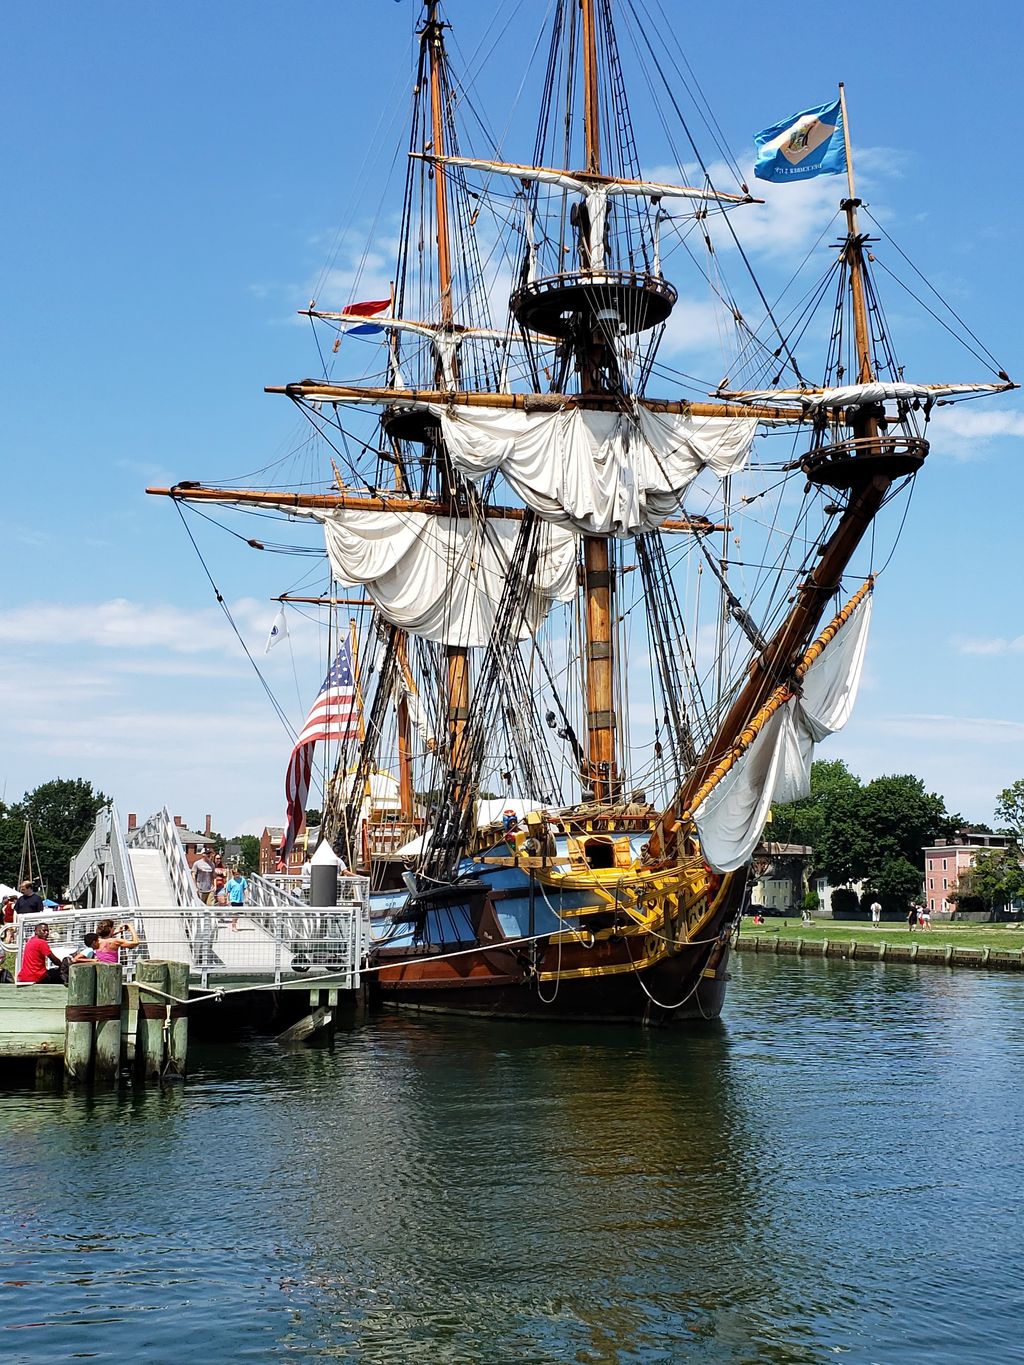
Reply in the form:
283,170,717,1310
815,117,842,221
578,0,618,805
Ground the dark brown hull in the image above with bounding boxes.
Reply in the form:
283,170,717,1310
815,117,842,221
370,891,738,1026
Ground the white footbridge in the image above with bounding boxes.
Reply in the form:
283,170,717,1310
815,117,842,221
30,804,372,992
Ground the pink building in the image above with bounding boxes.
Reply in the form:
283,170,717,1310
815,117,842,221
922,833,1012,916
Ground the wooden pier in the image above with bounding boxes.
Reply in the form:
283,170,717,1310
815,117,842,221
0,961,190,1086
0,960,362,1086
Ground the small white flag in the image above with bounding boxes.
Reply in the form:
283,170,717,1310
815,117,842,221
265,606,289,653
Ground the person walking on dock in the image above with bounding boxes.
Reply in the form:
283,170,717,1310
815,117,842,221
907,905,918,931
192,849,215,905
225,867,248,931
17,923,63,984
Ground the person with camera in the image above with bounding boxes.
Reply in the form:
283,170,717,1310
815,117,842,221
94,918,141,963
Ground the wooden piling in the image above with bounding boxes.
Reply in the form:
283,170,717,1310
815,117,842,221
93,962,123,1082
164,961,189,1080
65,962,97,1083
135,960,169,1082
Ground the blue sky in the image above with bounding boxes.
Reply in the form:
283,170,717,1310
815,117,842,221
1,0,1021,842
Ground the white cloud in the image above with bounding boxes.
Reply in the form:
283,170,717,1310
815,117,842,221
0,599,222,653
0,595,327,660
953,634,1024,657
871,713,1024,745
927,405,1024,460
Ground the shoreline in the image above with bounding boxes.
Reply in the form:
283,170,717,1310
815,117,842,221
734,919,1024,972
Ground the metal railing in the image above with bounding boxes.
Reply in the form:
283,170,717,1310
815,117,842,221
66,802,139,906
250,873,307,906
129,808,203,908
108,805,139,907
249,872,372,914
67,808,105,900
13,900,370,990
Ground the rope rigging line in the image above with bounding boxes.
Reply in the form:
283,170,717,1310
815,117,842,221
619,0,806,388
862,209,1011,376
173,502,298,744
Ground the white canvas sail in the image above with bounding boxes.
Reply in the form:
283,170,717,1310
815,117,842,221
315,509,576,647
693,591,873,871
722,382,1008,408
428,404,756,536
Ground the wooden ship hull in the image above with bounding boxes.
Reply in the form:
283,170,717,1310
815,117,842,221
371,850,744,1024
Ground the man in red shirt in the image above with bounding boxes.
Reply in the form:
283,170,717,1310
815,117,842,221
18,923,63,984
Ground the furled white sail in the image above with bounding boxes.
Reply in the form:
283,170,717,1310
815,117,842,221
416,154,752,271
693,591,873,871
314,509,576,646
722,382,1007,408
428,404,756,536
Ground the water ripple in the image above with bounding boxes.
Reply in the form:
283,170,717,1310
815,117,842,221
2,956,1022,1361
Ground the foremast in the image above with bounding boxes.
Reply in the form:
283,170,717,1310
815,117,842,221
422,2,471,799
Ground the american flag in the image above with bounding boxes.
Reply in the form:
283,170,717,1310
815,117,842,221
280,640,359,857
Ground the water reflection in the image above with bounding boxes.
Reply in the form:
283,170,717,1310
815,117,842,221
2,956,1022,1362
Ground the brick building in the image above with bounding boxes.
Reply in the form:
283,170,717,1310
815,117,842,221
922,832,1013,917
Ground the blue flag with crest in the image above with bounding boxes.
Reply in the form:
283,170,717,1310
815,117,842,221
753,99,846,183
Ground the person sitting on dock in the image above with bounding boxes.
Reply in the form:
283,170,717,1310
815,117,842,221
95,919,140,964
17,923,64,984
71,932,100,962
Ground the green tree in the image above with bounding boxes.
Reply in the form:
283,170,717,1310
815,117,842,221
770,759,861,852
817,774,948,888
0,778,108,895
868,857,923,911
236,834,261,877
950,848,1024,913
995,780,1024,845
304,808,322,829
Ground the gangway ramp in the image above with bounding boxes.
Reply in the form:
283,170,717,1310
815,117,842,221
129,848,177,905
128,849,195,962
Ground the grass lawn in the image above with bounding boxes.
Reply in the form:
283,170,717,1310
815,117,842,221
738,917,1024,953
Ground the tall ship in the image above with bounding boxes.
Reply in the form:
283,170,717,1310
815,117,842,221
150,1,1012,1023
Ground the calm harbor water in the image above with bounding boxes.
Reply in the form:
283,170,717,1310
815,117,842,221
3,955,1022,1364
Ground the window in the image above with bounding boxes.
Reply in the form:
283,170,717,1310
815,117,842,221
943,877,948,890
943,858,948,870
929,878,933,890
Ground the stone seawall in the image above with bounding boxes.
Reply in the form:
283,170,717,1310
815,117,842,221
734,936,1024,971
